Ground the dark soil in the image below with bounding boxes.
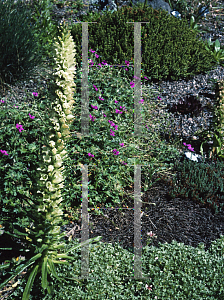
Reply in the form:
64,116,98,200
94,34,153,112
60,167,224,255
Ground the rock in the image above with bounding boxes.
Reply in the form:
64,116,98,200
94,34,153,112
88,0,118,14
183,151,204,163
170,10,181,19
131,0,171,15
87,0,184,20
102,0,117,13
118,0,182,20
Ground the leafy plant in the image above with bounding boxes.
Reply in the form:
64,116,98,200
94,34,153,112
197,79,224,163
169,0,216,22
1,4,224,297
59,47,189,214
203,37,224,65
4,237,224,299
0,0,45,85
70,1,219,84
0,23,103,300
166,152,224,214
25,0,63,66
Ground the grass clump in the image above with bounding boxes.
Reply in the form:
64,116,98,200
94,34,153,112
0,0,47,86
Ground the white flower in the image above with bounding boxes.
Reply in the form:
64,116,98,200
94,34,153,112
48,165,54,172
46,181,57,192
60,150,67,156
61,129,70,136
54,160,63,168
40,174,48,181
43,195,51,202
57,132,62,138
53,123,61,131
66,114,75,120
52,148,57,155
49,140,56,148
57,144,65,152
43,154,52,164
50,190,61,200
38,205,46,212
56,104,62,111
58,183,64,189
62,102,70,109
51,170,64,184
50,117,59,125
62,123,69,129
54,154,62,161
52,177,63,184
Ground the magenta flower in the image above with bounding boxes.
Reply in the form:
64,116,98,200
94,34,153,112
183,142,195,152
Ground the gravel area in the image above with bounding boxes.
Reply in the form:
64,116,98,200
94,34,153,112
141,64,224,144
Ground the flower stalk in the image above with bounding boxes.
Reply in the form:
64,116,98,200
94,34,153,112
0,22,102,300
199,79,224,161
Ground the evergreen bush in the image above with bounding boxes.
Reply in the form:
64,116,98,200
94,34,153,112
70,2,219,83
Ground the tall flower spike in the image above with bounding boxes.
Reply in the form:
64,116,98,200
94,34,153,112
6,24,78,299
0,23,103,300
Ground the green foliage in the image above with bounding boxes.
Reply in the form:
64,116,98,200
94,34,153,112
0,97,56,246
168,0,216,23
168,0,199,21
25,0,63,67
168,0,190,18
70,1,219,83
5,236,224,299
58,50,184,214
0,0,46,85
194,79,224,163
166,156,224,214
0,47,184,237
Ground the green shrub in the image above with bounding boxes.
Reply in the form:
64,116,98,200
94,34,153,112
58,50,184,214
166,156,224,214
0,94,55,243
70,2,219,83
0,0,46,85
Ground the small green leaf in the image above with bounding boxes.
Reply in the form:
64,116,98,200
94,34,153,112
47,283,54,295
51,259,70,265
215,39,220,52
47,258,65,283
56,253,74,259
22,264,39,300
66,236,103,254
0,262,10,270
207,37,212,47
41,256,48,290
